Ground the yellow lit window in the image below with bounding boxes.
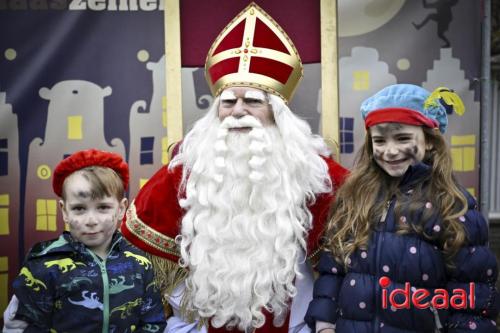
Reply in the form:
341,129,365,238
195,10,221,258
67,116,83,140
451,135,476,172
0,194,9,235
36,199,57,231
0,257,8,313
140,178,149,189
353,71,370,91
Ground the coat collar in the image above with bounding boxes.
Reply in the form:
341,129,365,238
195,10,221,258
29,231,122,258
398,162,431,191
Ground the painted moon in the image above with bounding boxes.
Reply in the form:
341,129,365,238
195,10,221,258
338,0,406,37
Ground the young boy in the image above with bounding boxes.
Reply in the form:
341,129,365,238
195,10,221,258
9,149,166,332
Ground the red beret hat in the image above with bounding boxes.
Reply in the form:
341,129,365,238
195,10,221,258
52,149,129,197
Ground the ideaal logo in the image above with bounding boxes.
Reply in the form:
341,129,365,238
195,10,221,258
379,276,475,310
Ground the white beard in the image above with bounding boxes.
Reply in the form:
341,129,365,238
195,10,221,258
171,97,332,331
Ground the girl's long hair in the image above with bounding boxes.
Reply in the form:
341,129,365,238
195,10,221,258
324,127,467,268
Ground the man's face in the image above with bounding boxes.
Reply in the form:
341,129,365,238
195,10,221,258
218,87,274,130
370,123,429,178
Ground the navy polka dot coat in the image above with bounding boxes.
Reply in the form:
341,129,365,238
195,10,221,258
305,163,499,333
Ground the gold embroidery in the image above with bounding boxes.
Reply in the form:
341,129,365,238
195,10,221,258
125,201,180,257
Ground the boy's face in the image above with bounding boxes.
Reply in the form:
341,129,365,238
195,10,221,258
60,173,127,257
370,123,431,178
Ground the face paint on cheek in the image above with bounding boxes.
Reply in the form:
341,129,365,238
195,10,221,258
373,149,384,160
412,145,419,156
66,218,80,231
111,212,120,224
402,145,419,161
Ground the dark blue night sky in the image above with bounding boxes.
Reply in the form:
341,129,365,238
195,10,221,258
0,10,164,170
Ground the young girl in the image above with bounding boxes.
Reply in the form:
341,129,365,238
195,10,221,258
305,84,499,332
8,149,166,333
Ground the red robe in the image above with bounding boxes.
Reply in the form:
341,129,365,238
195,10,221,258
121,156,348,332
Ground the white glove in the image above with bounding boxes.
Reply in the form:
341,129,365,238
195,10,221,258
164,284,207,333
3,295,28,333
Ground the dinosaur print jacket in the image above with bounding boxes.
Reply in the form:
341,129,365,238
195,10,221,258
13,231,166,333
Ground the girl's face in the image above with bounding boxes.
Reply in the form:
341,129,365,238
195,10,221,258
370,123,431,178
60,173,127,258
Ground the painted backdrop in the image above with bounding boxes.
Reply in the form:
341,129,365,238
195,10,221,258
0,0,482,316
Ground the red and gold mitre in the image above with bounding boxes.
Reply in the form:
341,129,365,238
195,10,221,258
205,2,303,103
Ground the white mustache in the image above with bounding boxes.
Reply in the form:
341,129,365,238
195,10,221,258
220,115,263,129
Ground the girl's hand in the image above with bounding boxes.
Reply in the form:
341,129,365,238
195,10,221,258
316,321,336,333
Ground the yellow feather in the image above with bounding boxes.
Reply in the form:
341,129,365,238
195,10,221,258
424,89,441,110
425,87,465,116
440,89,465,115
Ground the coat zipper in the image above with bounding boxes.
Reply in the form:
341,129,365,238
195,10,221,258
374,199,392,332
87,236,122,333
430,306,443,332
380,200,391,223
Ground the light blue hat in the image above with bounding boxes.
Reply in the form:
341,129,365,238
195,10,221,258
360,84,463,133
